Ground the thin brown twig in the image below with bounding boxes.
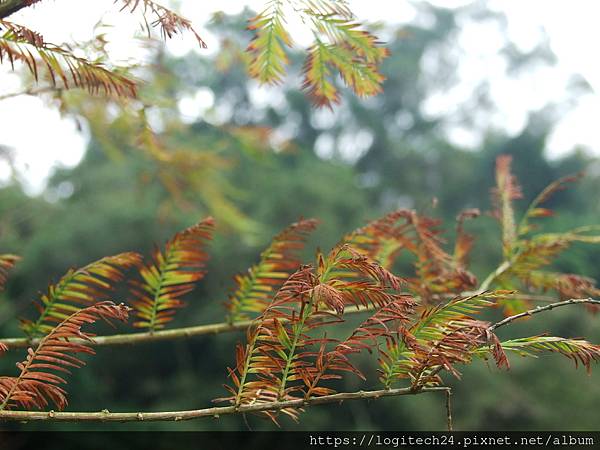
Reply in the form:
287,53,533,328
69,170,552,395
489,298,600,332
0,386,449,422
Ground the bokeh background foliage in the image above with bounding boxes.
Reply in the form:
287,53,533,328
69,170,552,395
1,2,600,430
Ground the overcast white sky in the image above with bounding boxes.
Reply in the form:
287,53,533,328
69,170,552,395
1,0,600,193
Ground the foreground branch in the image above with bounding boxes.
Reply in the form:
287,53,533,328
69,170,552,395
490,298,600,331
0,386,449,422
0,304,376,349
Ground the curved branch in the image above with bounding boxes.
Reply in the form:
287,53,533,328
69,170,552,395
0,386,448,422
489,298,600,331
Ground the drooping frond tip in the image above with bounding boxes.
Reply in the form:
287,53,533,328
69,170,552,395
21,252,141,337
247,0,292,84
302,37,386,108
129,217,215,330
0,254,20,291
244,0,388,107
226,218,318,322
0,302,129,411
0,20,138,98
303,8,388,107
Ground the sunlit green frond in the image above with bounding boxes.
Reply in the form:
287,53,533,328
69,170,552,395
299,0,354,19
246,0,388,106
307,12,389,63
302,39,385,108
226,219,318,322
129,218,214,331
0,21,137,97
328,43,385,95
299,1,388,107
247,0,292,84
20,253,141,337
302,40,339,107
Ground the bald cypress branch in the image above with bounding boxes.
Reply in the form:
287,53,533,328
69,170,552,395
0,386,448,422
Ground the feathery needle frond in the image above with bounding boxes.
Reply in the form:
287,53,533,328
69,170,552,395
21,253,141,337
0,254,19,291
247,0,292,84
475,336,600,374
226,219,318,322
222,244,408,422
129,218,215,331
0,20,138,98
0,302,129,411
